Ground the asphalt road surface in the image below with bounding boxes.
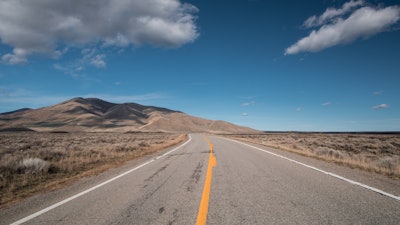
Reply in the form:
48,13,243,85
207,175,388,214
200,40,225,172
1,134,399,224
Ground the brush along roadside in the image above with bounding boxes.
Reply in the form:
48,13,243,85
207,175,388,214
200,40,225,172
226,133,400,179
0,132,187,206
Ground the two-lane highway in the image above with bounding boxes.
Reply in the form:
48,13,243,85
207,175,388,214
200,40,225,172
208,136,399,224
2,134,399,224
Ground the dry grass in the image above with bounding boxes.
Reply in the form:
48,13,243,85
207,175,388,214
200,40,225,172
227,133,400,179
0,132,186,206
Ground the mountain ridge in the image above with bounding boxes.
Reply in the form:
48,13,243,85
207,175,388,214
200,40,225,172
0,97,259,134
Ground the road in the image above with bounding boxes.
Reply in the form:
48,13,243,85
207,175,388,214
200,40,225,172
1,134,399,224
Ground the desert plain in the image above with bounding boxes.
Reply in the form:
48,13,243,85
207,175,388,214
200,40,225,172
1,131,399,207
0,131,185,206
228,132,400,179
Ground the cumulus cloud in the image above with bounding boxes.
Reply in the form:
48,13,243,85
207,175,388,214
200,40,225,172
0,0,199,64
303,0,365,28
285,1,400,55
242,113,248,116
372,103,389,110
2,48,29,65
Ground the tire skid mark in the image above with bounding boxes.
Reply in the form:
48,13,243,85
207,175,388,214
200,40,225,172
143,163,169,185
187,161,204,192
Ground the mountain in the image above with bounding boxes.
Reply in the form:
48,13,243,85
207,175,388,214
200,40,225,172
0,97,259,134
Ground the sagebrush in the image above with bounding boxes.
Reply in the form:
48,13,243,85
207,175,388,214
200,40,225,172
0,132,186,206
228,133,400,178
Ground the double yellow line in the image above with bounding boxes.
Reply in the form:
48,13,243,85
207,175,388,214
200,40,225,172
196,139,217,225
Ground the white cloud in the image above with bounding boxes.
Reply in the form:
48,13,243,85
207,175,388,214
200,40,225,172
103,33,131,47
304,0,365,28
322,102,332,106
53,63,84,77
372,103,389,110
54,48,108,76
0,0,199,64
81,48,107,69
242,112,248,116
285,2,400,55
90,54,106,68
2,48,29,65
242,100,256,107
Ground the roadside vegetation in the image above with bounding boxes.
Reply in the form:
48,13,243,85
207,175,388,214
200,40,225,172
0,132,186,206
228,133,400,179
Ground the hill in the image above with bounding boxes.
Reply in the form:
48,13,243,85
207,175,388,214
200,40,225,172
0,97,259,134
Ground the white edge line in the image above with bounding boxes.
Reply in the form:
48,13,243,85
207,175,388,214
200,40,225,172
10,134,192,225
226,138,400,201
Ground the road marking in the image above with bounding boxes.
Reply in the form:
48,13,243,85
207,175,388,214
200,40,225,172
196,139,217,225
9,135,192,225
228,138,400,201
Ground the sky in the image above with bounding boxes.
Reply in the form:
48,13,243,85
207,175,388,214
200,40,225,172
0,0,399,132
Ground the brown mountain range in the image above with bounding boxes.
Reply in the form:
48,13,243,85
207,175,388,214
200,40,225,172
0,97,259,134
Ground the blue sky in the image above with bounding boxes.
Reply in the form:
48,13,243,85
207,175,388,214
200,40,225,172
1,0,399,131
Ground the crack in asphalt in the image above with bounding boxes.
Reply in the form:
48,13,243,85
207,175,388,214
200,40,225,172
187,161,204,192
167,209,178,225
144,164,169,183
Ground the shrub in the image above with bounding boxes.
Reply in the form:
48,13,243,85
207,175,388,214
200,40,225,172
15,158,50,174
374,156,399,172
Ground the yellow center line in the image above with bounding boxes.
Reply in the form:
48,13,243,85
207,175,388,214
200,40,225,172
196,139,217,225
